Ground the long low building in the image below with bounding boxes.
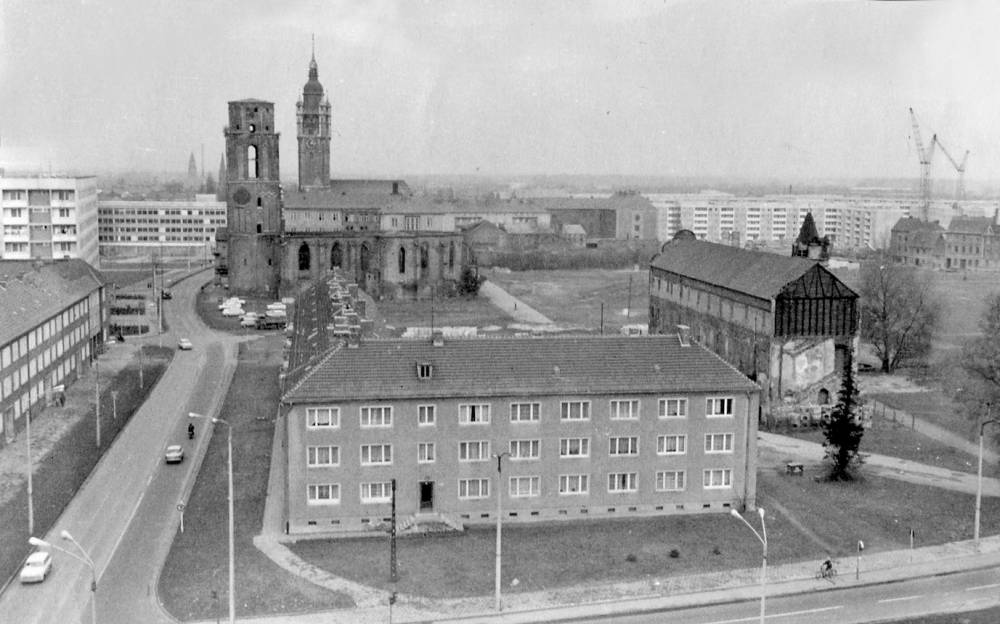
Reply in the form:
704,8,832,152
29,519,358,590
0,259,107,445
280,332,759,536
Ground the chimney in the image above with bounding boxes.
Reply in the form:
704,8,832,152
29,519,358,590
676,324,691,347
432,330,444,347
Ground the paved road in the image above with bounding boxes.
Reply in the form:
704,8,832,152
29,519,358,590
0,271,238,624
573,567,1000,624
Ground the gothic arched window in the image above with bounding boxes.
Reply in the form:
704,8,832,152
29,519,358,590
298,242,311,271
398,246,406,274
247,145,259,179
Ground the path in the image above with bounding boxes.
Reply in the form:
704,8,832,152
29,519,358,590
478,280,555,325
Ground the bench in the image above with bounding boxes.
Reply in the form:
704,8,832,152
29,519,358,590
785,462,804,476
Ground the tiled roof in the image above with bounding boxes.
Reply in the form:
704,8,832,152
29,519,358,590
892,217,944,233
649,239,821,301
0,260,104,346
282,334,758,403
948,216,995,234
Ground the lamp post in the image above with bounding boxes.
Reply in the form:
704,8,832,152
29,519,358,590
730,508,767,624
493,450,509,612
975,404,997,545
94,350,101,448
29,530,97,624
26,408,34,536
190,412,235,624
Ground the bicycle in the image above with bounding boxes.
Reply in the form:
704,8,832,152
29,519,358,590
816,563,837,581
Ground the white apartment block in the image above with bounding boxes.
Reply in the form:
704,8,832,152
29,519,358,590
98,194,226,259
647,193,1000,251
1,176,99,266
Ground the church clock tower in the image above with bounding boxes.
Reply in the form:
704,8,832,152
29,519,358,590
296,50,332,191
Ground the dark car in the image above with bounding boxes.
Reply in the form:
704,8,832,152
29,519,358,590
161,290,173,300
256,317,287,330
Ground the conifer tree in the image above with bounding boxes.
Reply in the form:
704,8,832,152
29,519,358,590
822,353,866,480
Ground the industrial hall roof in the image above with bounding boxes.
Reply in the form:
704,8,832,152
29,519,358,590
282,334,758,403
0,260,104,346
650,238,845,301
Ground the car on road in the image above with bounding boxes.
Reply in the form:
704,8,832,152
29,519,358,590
164,445,184,464
161,290,173,300
177,338,193,350
19,551,53,584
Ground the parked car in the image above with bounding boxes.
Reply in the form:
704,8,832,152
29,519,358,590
221,307,244,317
858,362,877,373
265,308,287,319
177,338,193,350
164,445,185,464
240,317,257,328
161,290,173,300
19,551,53,584
256,317,287,330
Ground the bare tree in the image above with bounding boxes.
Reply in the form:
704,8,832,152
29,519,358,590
859,256,941,373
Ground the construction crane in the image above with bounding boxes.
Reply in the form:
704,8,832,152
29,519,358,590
934,136,970,201
909,107,937,220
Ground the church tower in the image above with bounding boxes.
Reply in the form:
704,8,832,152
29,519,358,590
296,47,332,191
224,99,282,295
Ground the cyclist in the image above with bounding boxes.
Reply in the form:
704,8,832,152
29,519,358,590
820,558,834,578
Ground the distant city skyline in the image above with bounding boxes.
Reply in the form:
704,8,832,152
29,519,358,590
2,1,999,184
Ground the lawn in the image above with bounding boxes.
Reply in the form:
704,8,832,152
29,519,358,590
374,293,511,334
0,346,171,588
866,391,983,445
286,465,1000,599
487,268,649,331
157,336,353,620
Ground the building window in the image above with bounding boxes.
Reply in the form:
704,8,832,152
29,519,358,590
703,469,732,489
656,471,685,492
360,444,392,466
510,402,540,422
307,446,339,467
657,435,686,455
360,481,392,503
418,442,435,463
247,145,259,179
416,362,433,379
459,440,490,462
609,436,639,456
459,478,490,500
418,405,436,426
307,483,340,505
559,437,590,458
706,397,734,418
608,472,638,493
306,407,339,428
398,246,406,273
509,476,540,497
560,400,590,421
360,406,392,428
705,433,734,453
609,399,640,420
509,439,540,460
459,403,490,424
659,398,687,418
558,474,589,495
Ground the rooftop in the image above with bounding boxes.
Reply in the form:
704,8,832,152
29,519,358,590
282,333,757,403
0,260,105,346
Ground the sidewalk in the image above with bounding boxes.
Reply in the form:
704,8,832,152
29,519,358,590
478,280,554,326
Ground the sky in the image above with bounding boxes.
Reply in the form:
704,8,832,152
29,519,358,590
1,0,999,183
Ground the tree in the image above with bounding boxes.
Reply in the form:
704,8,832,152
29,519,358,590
859,257,941,373
822,353,865,481
960,293,1000,446
458,266,482,297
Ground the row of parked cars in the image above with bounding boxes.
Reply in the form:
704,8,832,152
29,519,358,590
218,297,288,330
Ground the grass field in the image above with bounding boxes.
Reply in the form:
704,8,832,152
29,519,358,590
487,268,649,331
375,294,511,335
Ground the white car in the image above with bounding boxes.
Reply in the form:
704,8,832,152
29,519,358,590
178,338,193,350
221,307,244,317
165,445,185,464
20,551,52,584
240,317,257,327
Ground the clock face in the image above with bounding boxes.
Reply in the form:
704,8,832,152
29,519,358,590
233,187,251,206
306,138,318,148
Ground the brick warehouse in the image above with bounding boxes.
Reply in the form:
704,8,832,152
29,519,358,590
648,236,857,424
280,332,759,536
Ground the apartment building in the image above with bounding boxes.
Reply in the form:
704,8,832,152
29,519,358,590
0,259,107,445
98,194,226,260
1,176,99,266
280,333,759,536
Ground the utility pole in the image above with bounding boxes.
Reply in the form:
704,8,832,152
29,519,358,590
390,478,398,582
626,274,633,321
94,352,101,448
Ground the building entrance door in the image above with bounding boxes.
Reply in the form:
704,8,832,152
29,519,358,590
419,481,434,511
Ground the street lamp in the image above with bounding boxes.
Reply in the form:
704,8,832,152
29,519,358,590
493,450,510,612
730,507,768,624
975,404,998,545
29,530,97,624
189,412,235,624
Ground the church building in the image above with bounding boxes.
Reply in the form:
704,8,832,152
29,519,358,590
225,53,467,298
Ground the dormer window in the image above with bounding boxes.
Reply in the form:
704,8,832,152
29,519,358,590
417,362,433,379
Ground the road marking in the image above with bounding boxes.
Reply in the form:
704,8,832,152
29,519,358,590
878,595,922,603
706,605,843,624
965,583,1000,592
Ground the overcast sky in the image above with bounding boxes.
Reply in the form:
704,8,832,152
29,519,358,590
1,0,999,183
